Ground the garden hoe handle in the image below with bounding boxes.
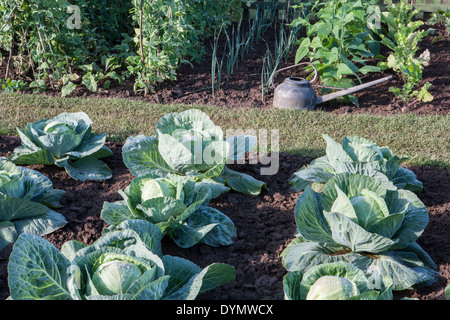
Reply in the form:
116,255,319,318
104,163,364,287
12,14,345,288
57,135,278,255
316,75,393,105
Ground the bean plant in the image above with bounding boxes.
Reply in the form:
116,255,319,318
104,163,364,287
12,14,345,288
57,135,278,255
291,0,382,106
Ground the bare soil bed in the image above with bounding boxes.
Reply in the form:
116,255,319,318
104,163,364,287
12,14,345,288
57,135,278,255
0,135,449,300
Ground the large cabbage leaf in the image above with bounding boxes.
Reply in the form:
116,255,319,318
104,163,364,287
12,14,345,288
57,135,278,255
0,158,66,251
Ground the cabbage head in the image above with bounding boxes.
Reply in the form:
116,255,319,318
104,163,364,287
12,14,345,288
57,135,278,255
101,174,236,248
122,109,266,197
8,220,236,300
0,158,66,251
283,262,393,300
281,173,438,291
9,112,113,181
289,134,423,193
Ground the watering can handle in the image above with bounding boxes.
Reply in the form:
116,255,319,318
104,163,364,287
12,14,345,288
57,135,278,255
271,62,319,89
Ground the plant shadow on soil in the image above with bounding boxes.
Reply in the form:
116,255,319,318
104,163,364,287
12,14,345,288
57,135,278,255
0,136,448,300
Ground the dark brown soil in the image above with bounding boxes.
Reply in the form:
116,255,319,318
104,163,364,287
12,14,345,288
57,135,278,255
0,135,448,300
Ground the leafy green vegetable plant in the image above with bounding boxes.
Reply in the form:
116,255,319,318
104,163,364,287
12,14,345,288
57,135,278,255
0,158,66,251
428,8,450,34
129,0,239,94
0,0,132,95
291,0,382,106
283,261,393,300
9,112,113,181
122,109,267,196
101,174,236,248
8,219,235,300
281,173,438,291
376,3,433,107
289,134,423,193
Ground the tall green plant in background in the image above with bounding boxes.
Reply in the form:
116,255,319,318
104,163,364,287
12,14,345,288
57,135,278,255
375,3,433,107
291,0,381,106
129,0,240,94
0,0,240,96
0,0,132,95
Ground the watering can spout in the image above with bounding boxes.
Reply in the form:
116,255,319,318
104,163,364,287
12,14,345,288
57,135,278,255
315,75,393,105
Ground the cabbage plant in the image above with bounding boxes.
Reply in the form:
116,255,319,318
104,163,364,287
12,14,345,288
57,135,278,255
289,134,423,193
122,109,266,196
9,112,113,181
281,173,438,291
101,173,236,248
0,158,66,251
283,262,393,300
8,220,236,300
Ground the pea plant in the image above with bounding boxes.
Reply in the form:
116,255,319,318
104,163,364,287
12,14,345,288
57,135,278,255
291,0,382,106
375,3,433,108
128,0,239,94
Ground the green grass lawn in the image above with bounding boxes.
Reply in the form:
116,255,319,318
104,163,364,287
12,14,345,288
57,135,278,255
1,92,449,169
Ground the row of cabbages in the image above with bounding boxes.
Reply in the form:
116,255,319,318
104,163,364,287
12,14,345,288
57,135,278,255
3,109,267,300
281,135,438,300
1,109,438,300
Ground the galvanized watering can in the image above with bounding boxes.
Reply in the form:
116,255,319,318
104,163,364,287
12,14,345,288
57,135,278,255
272,62,392,110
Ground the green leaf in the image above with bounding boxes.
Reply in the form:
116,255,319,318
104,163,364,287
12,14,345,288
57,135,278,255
137,197,187,225
101,201,136,225
122,135,173,177
324,211,395,253
0,221,18,251
162,255,235,300
337,63,356,77
359,65,381,75
321,173,386,212
0,197,50,221
65,133,109,159
289,162,335,192
8,234,72,300
342,135,383,162
82,73,98,92
62,156,112,181
322,134,353,165
294,187,334,243
61,82,77,97
281,237,353,272
219,166,266,196
173,206,236,248
365,250,438,290
295,38,311,63
283,271,304,300
109,219,164,256
9,146,56,166
12,209,67,238
417,83,433,102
